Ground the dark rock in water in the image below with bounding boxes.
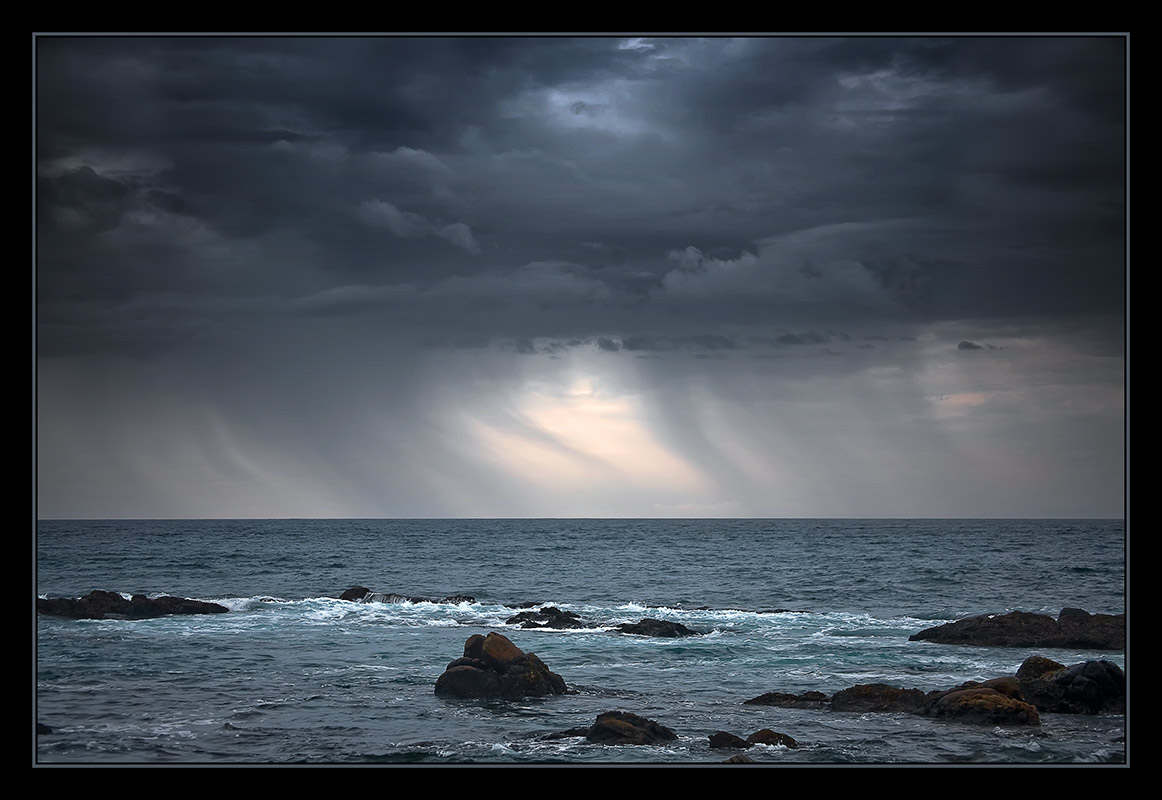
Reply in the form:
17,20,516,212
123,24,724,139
614,618,700,637
37,722,53,735
747,729,799,748
919,684,1041,726
584,711,678,745
340,587,475,605
441,595,476,604
1015,656,1126,714
434,632,566,700
744,690,830,709
37,590,228,620
831,683,927,713
505,606,589,629
708,731,751,749
909,608,1124,650
723,753,756,763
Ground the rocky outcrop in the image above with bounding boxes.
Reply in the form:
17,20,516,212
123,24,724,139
434,632,566,700
506,606,589,629
340,587,475,604
584,711,678,745
614,618,700,637
1015,656,1126,714
909,608,1124,650
37,590,228,620
744,690,830,709
830,683,927,713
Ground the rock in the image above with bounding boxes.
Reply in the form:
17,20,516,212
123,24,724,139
909,609,1124,650
1015,656,1126,714
614,618,700,637
919,685,1041,725
434,632,566,700
831,683,927,713
584,711,678,745
744,690,830,709
505,606,589,629
747,729,799,747
340,587,476,605
708,731,751,749
37,722,53,735
37,590,228,620
723,753,756,763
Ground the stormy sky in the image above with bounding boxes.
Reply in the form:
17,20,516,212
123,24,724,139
35,36,1126,519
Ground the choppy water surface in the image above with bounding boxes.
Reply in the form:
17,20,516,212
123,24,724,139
36,519,1126,764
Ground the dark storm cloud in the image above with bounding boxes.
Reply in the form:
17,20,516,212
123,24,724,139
35,36,1126,519
37,35,1125,361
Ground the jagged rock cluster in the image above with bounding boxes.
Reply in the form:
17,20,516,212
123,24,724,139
744,655,1125,725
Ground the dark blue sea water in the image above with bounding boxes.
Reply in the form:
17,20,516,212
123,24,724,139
35,519,1127,765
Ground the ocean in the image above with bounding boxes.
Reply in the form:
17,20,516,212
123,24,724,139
35,518,1127,765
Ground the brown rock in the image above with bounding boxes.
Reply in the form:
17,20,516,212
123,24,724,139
585,711,678,745
921,686,1041,725
434,632,566,700
831,683,927,713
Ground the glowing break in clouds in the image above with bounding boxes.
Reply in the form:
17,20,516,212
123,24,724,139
457,361,706,513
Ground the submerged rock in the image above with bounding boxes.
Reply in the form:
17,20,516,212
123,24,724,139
37,590,228,620
909,608,1124,650
434,632,566,700
615,618,700,637
584,711,678,745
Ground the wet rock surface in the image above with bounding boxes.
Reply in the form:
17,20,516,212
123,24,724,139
37,590,228,620
434,632,567,700
583,711,678,745
909,608,1124,650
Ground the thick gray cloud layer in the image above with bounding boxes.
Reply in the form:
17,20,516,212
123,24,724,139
36,36,1126,518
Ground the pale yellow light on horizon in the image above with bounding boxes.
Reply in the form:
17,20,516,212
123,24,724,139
464,375,705,494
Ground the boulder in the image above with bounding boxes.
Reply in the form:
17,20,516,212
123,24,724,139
723,753,757,763
830,683,927,713
584,711,678,745
1015,656,1126,714
37,590,228,620
909,608,1124,650
919,684,1041,726
708,731,751,749
434,632,566,700
614,618,700,637
744,690,830,709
